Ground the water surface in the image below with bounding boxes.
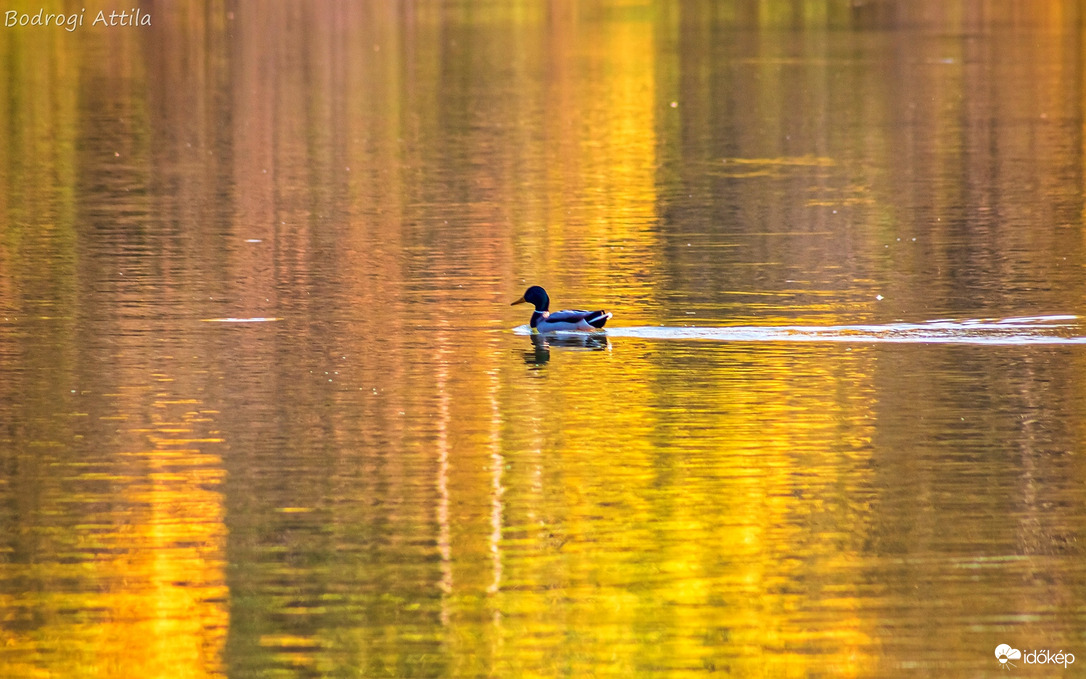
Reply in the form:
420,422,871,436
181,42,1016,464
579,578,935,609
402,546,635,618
2,2,1086,677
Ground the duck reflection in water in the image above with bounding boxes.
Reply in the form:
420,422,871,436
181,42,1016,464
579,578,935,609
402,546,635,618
525,332,611,366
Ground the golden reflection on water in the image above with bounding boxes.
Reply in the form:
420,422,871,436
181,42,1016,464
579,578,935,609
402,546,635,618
0,383,228,678
529,8,661,314
493,341,880,676
2,1,1086,678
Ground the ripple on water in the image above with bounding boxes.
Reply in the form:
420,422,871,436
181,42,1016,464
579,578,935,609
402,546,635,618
514,315,1085,345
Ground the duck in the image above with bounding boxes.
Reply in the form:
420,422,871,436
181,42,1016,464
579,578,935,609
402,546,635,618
511,285,612,333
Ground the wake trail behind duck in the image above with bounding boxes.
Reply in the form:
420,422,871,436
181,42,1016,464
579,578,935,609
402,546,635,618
514,315,1086,345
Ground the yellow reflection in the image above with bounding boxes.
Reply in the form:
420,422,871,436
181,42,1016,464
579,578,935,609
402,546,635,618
0,396,228,678
490,342,878,677
525,4,661,313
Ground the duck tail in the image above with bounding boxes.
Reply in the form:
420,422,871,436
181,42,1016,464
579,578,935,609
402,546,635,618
585,310,612,329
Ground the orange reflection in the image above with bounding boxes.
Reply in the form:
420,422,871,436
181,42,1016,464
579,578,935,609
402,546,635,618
2,1,1086,677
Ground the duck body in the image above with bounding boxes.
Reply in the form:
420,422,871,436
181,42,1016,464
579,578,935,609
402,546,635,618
511,285,612,333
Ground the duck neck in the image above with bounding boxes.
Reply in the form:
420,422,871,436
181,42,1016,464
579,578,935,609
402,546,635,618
530,310,548,328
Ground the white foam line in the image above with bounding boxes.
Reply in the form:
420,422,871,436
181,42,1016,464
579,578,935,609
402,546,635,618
202,317,281,323
996,314,1077,324
514,315,1086,345
606,327,1086,345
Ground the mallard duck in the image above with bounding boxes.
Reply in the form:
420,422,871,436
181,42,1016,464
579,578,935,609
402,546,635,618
511,285,612,333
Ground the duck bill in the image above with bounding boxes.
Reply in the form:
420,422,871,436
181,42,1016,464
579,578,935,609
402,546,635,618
510,295,527,305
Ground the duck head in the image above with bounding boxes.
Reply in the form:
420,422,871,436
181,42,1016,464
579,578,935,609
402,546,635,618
510,285,550,311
